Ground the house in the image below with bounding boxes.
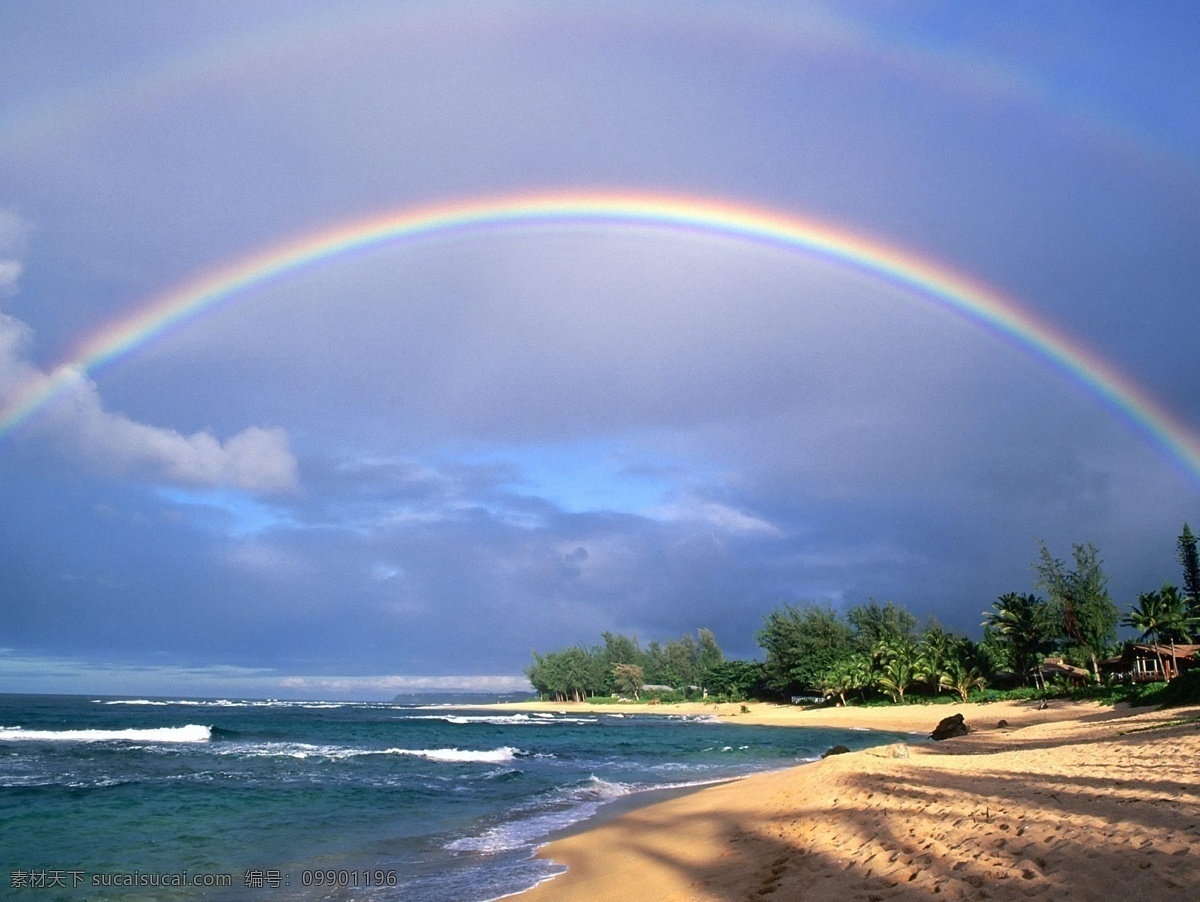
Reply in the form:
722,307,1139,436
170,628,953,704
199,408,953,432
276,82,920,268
1102,643,1200,683
1039,657,1091,686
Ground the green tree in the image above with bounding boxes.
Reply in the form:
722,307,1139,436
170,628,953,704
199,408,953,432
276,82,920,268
1178,524,1200,619
1034,540,1118,683
696,628,724,688
814,653,874,706
1130,584,1197,679
611,663,645,700
1124,588,1171,680
977,624,1008,676
643,640,669,685
757,603,854,695
601,631,641,667
873,637,921,703
918,626,955,694
560,646,602,702
526,651,558,700
1156,585,1195,642
703,660,765,701
982,592,1056,686
664,634,700,689
597,632,642,694
939,658,987,703
847,599,918,651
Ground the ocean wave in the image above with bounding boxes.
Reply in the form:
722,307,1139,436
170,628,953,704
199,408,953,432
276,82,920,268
445,776,633,853
214,742,343,760
98,699,170,706
96,698,371,710
213,742,527,763
0,725,212,743
381,746,522,764
443,714,530,725
412,713,597,726
446,775,725,855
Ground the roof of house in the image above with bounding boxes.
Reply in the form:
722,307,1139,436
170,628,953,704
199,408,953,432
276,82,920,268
1040,657,1091,678
1103,643,1200,666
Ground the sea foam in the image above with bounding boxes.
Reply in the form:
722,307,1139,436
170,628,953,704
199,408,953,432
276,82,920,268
445,776,635,853
0,724,213,743
446,775,727,854
381,746,521,764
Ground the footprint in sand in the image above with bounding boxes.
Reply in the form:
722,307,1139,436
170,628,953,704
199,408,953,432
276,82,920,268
750,855,790,898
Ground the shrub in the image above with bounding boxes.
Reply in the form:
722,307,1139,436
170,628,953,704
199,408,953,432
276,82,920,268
1143,670,1200,708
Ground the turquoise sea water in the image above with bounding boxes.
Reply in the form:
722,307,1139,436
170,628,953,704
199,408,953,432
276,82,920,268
0,694,912,900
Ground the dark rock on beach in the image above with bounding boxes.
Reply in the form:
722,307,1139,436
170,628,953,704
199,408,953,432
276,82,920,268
931,713,971,741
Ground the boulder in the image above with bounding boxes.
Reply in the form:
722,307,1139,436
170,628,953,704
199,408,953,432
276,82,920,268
930,712,971,741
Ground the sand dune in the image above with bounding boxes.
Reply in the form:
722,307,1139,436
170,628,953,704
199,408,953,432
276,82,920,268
516,701,1200,901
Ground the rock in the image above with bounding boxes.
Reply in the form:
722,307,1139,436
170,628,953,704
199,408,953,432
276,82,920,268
930,712,971,741
997,719,1009,728
822,744,852,758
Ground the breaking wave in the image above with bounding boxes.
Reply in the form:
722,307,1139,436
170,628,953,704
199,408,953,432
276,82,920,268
0,725,212,743
382,746,521,764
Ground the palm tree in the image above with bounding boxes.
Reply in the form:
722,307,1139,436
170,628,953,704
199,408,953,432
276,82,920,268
983,593,1053,687
1155,584,1194,679
814,660,856,707
939,658,987,703
1123,589,1170,680
918,628,953,694
846,652,876,704
874,637,920,703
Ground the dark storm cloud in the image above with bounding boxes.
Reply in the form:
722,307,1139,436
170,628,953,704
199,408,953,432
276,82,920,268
0,2,1198,696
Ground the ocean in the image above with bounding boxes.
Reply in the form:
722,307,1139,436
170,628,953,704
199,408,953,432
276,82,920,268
0,694,911,900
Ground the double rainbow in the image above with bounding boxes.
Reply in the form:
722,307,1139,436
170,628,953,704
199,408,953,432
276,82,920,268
3,190,1198,485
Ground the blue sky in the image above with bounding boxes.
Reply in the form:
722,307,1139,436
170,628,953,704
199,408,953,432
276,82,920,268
1,1,1198,698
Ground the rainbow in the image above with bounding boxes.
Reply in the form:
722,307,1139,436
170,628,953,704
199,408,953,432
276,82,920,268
4,2,1191,185
3,190,1199,484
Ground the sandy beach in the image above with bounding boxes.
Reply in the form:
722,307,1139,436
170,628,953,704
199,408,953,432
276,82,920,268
506,699,1200,901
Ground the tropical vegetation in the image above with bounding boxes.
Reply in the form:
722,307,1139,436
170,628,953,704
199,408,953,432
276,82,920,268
527,526,1200,705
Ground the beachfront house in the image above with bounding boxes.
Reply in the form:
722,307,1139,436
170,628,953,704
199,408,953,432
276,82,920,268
1039,657,1091,687
1102,643,1200,683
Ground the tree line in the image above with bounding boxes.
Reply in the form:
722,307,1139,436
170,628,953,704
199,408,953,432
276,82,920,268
526,629,724,702
528,526,1200,704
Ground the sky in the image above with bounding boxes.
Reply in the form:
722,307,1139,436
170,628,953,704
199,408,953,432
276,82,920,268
1,0,1198,699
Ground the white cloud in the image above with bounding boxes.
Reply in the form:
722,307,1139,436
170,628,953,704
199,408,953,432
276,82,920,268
0,260,21,294
0,207,30,296
57,377,298,492
0,313,35,385
0,213,295,493
0,315,298,493
650,496,782,536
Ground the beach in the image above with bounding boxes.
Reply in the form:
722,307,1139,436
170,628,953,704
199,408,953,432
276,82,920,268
510,699,1200,901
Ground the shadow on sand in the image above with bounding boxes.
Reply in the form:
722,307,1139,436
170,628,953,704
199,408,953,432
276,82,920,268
533,707,1200,901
